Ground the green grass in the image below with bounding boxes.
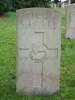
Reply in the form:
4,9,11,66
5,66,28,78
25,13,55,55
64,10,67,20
0,8,75,100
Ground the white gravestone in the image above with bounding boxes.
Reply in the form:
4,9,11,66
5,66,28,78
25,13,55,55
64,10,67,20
66,4,75,39
16,8,61,95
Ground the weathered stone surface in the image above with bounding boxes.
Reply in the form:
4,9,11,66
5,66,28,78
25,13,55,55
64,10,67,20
16,8,61,95
66,4,75,39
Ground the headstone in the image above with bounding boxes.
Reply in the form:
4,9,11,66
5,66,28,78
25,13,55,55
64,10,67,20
16,8,61,95
66,4,75,39
68,0,71,4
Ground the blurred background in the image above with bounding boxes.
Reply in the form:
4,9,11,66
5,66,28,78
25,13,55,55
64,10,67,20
0,0,75,16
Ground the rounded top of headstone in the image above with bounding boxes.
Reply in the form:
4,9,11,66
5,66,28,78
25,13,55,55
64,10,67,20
16,7,58,13
16,8,60,16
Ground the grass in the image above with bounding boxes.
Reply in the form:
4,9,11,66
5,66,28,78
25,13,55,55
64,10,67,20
0,8,75,100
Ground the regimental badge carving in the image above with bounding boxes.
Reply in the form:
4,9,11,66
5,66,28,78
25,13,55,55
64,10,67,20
29,44,47,63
